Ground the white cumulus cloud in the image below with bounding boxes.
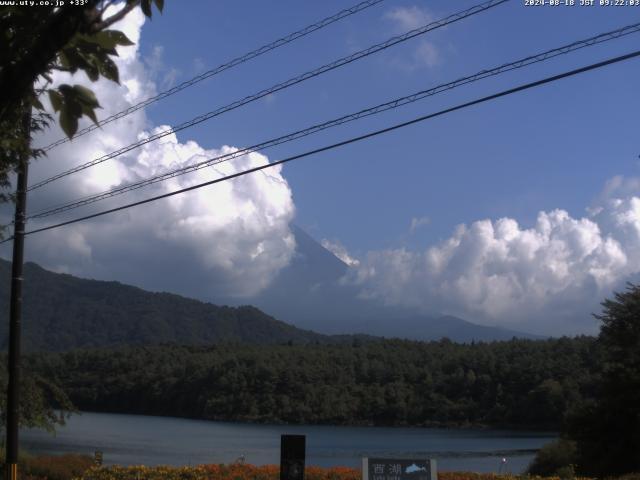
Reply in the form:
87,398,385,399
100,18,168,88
384,6,440,71
409,216,430,233
385,5,434,31
321,239,360,267
2,7,296,300
348,186,640,335
413,40,440,68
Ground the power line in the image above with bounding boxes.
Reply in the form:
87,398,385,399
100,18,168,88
40,0,388,152
8,48,639,242
26,21,640,220
28,0,509,192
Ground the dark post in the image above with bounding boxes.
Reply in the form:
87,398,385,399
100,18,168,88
5,108,30,480
280,434,305,480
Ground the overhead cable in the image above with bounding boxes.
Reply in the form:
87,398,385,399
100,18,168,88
8,48,639,242
41,0,388,152
26,21,640,220
29,0,509,192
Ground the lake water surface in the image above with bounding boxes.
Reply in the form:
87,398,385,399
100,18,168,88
21,412,556,473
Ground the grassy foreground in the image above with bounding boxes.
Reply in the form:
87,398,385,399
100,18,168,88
74,464,590,480
8,457,639,480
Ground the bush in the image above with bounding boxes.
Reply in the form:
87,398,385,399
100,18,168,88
70,464,597,480
567,284,640,477
554,465,576,480
605,475,640,480
527,439,577,477
77,465,509,480
22,454,93,480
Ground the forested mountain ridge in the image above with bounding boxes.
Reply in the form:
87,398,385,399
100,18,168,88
0,257,530,351
26,336,600,429
0,259,359,350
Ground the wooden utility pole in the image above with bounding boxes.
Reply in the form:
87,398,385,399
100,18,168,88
5,107,31,480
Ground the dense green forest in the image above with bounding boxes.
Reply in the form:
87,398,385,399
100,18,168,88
0,259,529,350
0,260,376,351
26,336,599,429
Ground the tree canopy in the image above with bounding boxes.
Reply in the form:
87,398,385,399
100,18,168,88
0,0,163,204
27,337,599,429
0,359,75,433
567,283,640,477
0,0,163,433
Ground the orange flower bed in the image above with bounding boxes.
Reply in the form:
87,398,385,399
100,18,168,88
74,463,596,480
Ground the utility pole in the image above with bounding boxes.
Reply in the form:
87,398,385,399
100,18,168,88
5,107,31,480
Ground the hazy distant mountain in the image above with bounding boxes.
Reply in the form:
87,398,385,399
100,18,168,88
0,226,539,350
0,259,375,351
239,225,542,342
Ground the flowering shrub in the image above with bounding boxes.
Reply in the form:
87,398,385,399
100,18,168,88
21,454,93,480
74,464,601,480
438,474,591,480
606,476,640,480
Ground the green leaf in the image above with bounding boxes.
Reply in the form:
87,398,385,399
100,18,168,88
82,106,99,126
75,36,113,53
32,97,45,111
153,0,164,12
72,85,100,109
59,108,78,139
48,90,63,112
99,56,120,84
107,29,134,46
58,85,82,117
58,50,72,70
84,63,100,81
65,98,83,118
64,47,100,81
57,84,74,96
141,0,152,18
59,47,85,73
83,30,134,50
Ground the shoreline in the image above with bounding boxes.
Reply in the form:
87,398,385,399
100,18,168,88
22,411,553,474
64,409,560,434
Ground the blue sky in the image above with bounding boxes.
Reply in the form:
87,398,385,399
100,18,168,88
137,0,640,253
6,0,640,335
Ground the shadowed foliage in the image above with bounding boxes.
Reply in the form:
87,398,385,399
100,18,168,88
567,284,640,477
26,337,598,429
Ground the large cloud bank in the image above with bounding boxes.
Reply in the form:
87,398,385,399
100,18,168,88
349,180,640,334
3,7,639,335
4,8,296,299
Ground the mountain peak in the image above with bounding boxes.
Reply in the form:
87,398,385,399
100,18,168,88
1,225,541,346
237,226,542,342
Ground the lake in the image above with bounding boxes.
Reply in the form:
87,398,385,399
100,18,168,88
21,412,556,473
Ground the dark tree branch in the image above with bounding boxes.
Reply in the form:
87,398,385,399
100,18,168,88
50,66,74,72
91,0,140,32
99,0,118,16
